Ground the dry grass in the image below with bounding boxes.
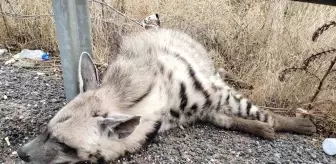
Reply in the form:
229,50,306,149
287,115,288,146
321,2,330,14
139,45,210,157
1,0,336,137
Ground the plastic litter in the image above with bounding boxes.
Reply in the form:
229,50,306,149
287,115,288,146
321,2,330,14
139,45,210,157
0,49,8,56
18,49,49,61
322,138,336,156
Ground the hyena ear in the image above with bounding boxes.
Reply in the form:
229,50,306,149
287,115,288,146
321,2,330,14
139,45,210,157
100,115,141,139
78,52,100,93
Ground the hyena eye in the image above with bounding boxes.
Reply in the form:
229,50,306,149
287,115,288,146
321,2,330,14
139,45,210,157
43,133,51,143
56,141,78,155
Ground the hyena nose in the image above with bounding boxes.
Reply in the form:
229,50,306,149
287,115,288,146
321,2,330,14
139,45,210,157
17,147,30,162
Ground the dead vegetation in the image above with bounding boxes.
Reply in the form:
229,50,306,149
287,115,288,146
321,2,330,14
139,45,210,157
0,0,336,137
279,22,336,137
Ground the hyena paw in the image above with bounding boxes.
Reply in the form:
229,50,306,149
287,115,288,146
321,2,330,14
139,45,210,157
293,117,317,135
252,122,275,140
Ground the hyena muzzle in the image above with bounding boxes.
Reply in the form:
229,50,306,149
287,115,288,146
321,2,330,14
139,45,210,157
17,15,316,164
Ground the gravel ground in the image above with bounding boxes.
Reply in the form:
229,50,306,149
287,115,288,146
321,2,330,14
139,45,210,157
0,54,335,164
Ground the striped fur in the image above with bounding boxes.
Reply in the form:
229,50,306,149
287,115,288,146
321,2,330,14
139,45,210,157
18,26,316,164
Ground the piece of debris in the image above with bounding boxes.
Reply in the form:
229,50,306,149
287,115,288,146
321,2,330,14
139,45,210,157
5,58,15,65
0,49,8,56
36,72,46,76
323,138,336,156
17,49,49,61
5,49,49,66
296,108,311,118
5,137,11,146
3,95,8,100
141,13,161,30
5,54,20,65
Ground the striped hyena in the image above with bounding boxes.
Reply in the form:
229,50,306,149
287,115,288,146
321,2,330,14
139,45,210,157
17,15,316,164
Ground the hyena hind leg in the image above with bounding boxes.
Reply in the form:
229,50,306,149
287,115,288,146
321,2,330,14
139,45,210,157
269,110,317,135
214,68,317,136
204,113,275,140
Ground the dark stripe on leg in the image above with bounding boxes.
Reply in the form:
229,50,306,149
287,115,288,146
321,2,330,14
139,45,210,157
225,93,230,105
190,103,198,113
246,101,252,116
145,121,162,144
168,71,173,81
159,63,164,74
179,83,188,111
264,113,269,123
215,95,222,111
233,95,241,117
256,111,261,121
203,99,212,109
170,109,180,118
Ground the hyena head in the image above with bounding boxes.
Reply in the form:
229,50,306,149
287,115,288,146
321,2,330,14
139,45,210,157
17,53,142,164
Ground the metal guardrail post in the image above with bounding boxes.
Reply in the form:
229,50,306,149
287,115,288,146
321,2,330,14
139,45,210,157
52,0,93,102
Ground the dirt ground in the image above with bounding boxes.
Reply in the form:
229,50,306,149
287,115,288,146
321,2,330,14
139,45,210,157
0,53,335,164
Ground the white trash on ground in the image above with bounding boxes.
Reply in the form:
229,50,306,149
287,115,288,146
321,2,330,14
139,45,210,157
18,49,49,61
5,137,10,146
4,49,50,65
0,49,8,56
323,138,336,156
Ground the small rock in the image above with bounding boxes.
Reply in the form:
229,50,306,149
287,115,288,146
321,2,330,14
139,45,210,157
247,149,252,154
19,116,24,120
36,72,45,76
3,95,7,100
311,153,317,159
5,137,10,146
11,151,17,155
274,153,281,158
51,98,60,103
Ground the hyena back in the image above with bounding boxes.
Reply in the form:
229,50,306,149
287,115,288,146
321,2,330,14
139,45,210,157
18,26,316,164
